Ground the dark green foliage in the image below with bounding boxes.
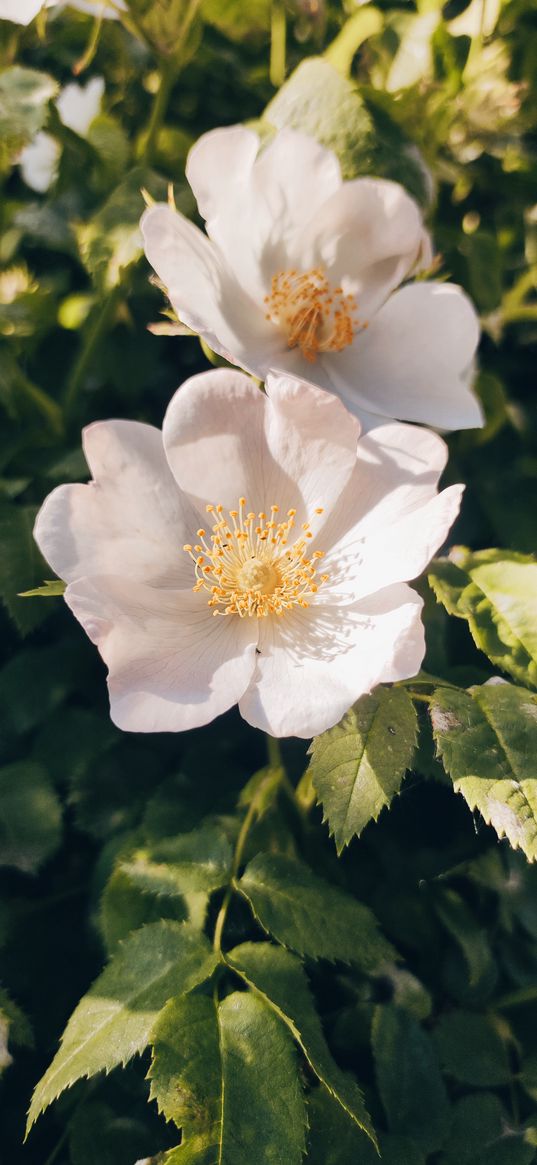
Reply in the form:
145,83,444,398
2,1,537,1163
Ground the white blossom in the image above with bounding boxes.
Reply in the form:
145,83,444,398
34,370,463,739
18,76,104,192
141,126,483,432
0,0,123,25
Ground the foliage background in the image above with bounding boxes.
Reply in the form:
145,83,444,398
1,0,537,1162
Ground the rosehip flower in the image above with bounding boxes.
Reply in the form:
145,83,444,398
0,0,123,25
34,370,462,739
141,126,482,432
19,77,104,193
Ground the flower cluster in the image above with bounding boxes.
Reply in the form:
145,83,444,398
35,126,479,738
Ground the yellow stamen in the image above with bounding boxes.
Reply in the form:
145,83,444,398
183,496,328,617
264,267,360,363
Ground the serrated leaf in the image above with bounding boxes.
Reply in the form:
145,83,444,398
100,867,188,953
27,921,218,1131
19,579,65,597
150,990,307,1164
430,682,537,861
238,852,394,972
440,1092,535,1165
0,762,62,874
0,500,51,635
434,1010,511,1086
372,1004,450,1153
429,549,537,689
227,941,376,1145
308,687,417,851
0,66,58,170
119,824,232,898
307,1087,424,1165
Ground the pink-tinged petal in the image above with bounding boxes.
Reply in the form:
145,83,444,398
321,484,464,603
317,422,450,558
34,420,195,588
141,204,283,371
296,177,426,319
186,125,260,222
64,577,258,732
162,368,359,528
239,584,424,738
328,282,483,429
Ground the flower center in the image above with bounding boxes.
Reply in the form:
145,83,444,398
264,266,359,363
183,498,329,618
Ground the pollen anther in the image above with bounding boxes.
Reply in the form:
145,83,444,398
265,266,360,363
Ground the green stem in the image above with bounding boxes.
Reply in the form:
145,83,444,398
270,0,286,87
142,58,177,166
63,286,121,418
266,733,282,769
213,767,283,956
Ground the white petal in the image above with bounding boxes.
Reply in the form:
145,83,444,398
0,0,43,23
328,282,483,429
186,125,260,223
202,129,342,297
141,204,282,370
296,177,426,319
162,368,359,528
18,132,60,193
318,421,450,555
34,420,196,587
65,577,258,732
321,483,464,603
56,77,104,137
239,584,424,738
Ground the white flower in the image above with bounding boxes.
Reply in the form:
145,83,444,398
18,76,104,192
19,131,61,192
34,369,463,739
141,126,483,432
0,0,123,24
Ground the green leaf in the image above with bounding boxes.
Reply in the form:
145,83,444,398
150,990,307,1164
149,994,221,1159
430,682,537,861
372,1004,450,1153
99,867,188,953
440,1092,535,1165
262,57,429,201
227,941,376,1144
119,824,232,897
308,687,418,851
19,579,65,597
428,549,537,689
433,887,494,987
77,167,166,292
201,0,270,40
27,921,218,1130
0,762,62,874
434,1010,511,1086
238,852,394,971
0,500,51,635
307,1087,424,1165
0,66,58,171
